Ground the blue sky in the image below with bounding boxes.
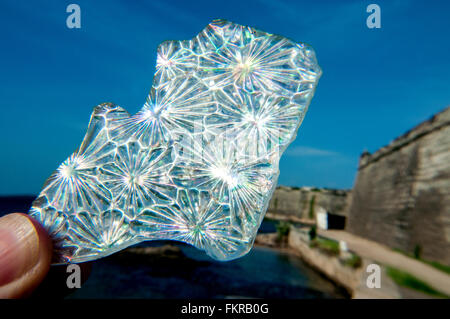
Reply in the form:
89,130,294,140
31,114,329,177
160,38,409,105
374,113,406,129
0,0,449,195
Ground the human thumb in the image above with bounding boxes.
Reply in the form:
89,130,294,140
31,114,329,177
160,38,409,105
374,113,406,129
0,213,52,298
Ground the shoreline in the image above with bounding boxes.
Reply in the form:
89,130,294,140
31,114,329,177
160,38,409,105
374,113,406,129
254,233,356,296
253,241,353,297
255,228,450,299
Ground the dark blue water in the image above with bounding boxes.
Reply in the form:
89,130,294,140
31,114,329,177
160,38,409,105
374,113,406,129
1,196,347,299
67,243,346,299
0,195,36,216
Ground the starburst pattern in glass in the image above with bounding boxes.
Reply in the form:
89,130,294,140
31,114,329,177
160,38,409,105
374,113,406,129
28,19,321,264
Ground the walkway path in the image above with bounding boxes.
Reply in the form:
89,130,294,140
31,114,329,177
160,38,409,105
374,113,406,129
318,229,450,296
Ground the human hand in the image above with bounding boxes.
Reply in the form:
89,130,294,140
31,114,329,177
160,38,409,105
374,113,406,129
0,213,52,298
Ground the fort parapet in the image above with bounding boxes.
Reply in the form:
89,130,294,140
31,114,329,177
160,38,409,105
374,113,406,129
347,106,450,264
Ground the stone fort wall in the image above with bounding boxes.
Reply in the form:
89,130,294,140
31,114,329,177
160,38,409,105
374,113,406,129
267,186,352,220
347,107,450,265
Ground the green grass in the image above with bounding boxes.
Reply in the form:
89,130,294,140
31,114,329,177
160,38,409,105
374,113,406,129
424,260,450,275
308,235,362,268
386,267,448,298
343,254,362,269
393,248,450,275
310,237,340,256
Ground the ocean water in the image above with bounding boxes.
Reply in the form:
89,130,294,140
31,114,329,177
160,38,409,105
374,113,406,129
0,196,347,299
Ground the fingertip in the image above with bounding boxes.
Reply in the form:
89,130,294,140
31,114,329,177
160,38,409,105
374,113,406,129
23,213,53,259
0,213,52,298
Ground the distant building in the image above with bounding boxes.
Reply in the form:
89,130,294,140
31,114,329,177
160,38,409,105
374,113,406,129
347,106,450,265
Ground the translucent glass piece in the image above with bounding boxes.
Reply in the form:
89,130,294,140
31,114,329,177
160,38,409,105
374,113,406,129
28,19,322,264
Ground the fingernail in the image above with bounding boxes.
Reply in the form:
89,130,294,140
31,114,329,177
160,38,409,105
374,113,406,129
0,214,40,286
